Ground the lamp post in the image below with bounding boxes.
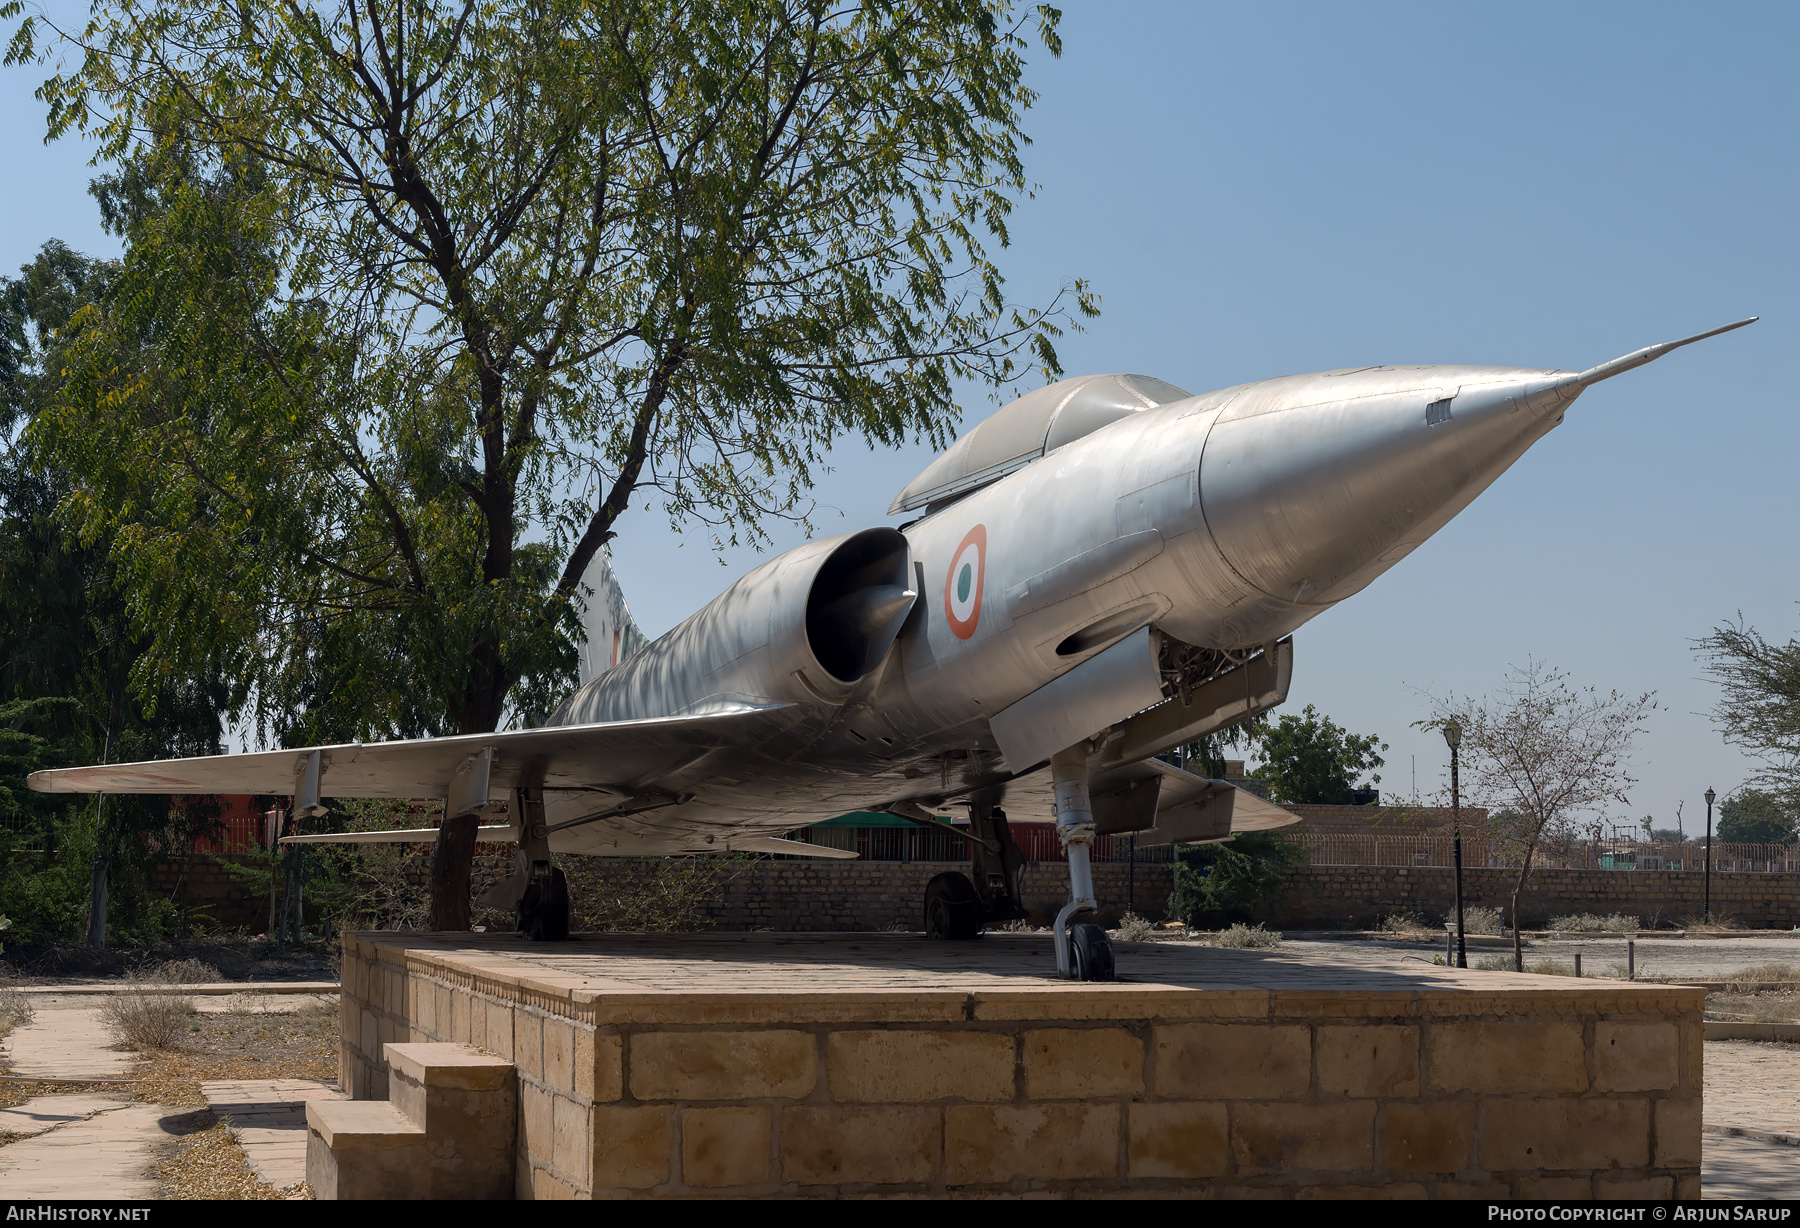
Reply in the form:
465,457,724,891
1445,718,1467,969
1704,787,1716,921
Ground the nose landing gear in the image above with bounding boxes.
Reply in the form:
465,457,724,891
1052,746,1114,981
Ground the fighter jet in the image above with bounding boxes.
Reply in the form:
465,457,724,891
29,318,1756,979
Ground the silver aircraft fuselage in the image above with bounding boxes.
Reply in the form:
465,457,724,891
538,355,1614,851
29,320,1753,861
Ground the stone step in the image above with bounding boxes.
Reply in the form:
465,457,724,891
305,1101,426,1200
308,1042,516,1200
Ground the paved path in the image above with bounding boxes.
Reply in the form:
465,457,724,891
2,996,135,1080
201,1079,342,1190
0,1095,164,1198
1705,1133,1800,1200
1704,1041,1800,1141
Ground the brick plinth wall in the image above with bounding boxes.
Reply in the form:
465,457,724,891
341,932,1703,1200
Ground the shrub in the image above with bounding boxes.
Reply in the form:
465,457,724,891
156,958,222,984
1549,913,1640,933
1168,833,1300,924
98,966,198,1050
0,984,35,1040
1678,912,1746,932
1461,906,1503,935
1115,913,1157,942
1378,912,1432,935
1214,923,1281,949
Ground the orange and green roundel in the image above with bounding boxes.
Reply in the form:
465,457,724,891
944,525,986,639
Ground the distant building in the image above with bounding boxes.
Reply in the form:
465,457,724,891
1217,761,1484,832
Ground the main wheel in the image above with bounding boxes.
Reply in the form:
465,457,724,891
923,871,983,940
517,866,571,941
1070,922,1115,982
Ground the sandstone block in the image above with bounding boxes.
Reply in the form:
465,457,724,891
944,1104,1120,1184
1296,1183,1426,1199
1231,1101,1375,1174
1595,1022,1678,1092
1437,1181,1511,1200
1430,1022,1586,1094
544,1018,575,1094
551,1094,589,1183
591,1104,672,1190
632,1030,816,1101
529,1166,575,1200
1655,1096,1703,1167
1382,1102,1473,1173
577,1030,623,1103
1128,1101,1229,1179
1154,1024,1309,1099
1677,1174,1701,1200
1024,1027,1143,1099
828,1030,1014,1103
1597,1174,1674,1199
486,1001,514,1060
515,1013,545,1082
682,1106,770,1188
521,1080,553,1163
780,1106,941,1185
1481,1098,1649,1171
1317,1025,1419,1097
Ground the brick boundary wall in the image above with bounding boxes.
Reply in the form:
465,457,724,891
1249,866,1800,931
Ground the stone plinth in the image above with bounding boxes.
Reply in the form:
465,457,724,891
339,932,1702,1199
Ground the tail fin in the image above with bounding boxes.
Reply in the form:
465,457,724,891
577,547,648,686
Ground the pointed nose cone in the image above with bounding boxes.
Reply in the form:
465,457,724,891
1199,370,1580,607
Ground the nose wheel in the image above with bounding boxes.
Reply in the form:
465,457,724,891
1068,922,1115,982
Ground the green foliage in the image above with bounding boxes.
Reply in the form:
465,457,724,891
1167,832,1300,923
1718,787,1796,844
0,240,231,948
7,0,1095,741
1696,618,1800,814
1251,704,1386,804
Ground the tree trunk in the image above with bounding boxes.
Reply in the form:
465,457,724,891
428,813,482,931
86,846,109,951
1510,845,1537,972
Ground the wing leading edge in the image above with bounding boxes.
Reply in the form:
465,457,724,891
27,704,794,801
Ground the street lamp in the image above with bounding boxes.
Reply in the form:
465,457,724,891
1445,718,1467,969
1704,787,1717,922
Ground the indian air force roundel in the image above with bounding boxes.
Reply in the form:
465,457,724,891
944,524,986,639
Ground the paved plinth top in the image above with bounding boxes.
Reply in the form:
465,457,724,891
347,931,1701,1024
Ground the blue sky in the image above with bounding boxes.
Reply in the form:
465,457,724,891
4,2,1795,828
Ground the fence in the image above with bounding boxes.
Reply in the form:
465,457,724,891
1276,833,1800,873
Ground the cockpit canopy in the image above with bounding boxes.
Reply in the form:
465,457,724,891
888,373,1192,515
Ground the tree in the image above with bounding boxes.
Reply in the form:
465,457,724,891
1696,617,1800,814
1424,660,1656,969
0,240,230,948
1167,831,1299,926
1718,787,1796,845
7,0,1094,928
1251,704,1385,805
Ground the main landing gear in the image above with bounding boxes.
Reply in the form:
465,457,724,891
477,788,572,941
922,794,1029,941
919,764,1115,982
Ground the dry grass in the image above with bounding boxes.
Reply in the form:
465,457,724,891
99,969,199,1051
1549,912,1640,933
1214,923,1281,949
0,984,35,1042
1377,913,1434,937
1461,906,1504,935
128,997,338,1110
1114,914,1158,942
152,1114,287,1200
1678,911,1747,931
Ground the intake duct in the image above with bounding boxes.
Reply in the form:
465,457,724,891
805,528,916,683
